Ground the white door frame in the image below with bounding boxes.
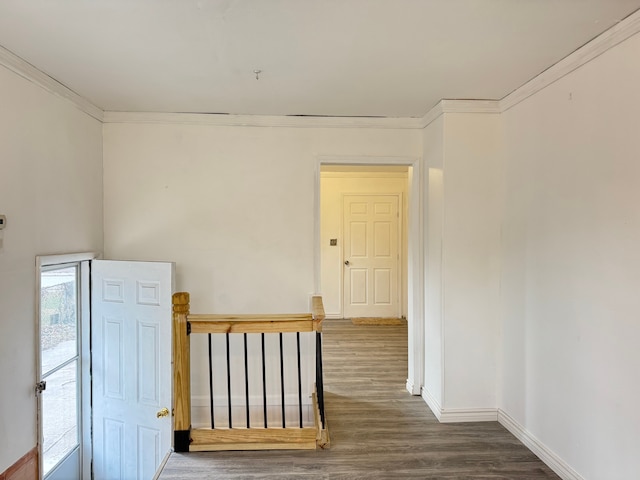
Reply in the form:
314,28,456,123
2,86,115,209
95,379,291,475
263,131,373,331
36,252,99,480
314,156,424,395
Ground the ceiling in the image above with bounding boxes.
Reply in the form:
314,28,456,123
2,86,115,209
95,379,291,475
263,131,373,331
0,0,639,118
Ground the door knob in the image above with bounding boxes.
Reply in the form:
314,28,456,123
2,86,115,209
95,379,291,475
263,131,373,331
344,260,350,266
156,407,169,418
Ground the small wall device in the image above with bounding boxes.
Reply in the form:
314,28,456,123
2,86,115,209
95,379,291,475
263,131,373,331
0,215,5,230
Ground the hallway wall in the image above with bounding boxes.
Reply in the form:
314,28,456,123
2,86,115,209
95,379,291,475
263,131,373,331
0,65,103,472
441,113,503,412
102,123,421,406
102,124,420,315
422,113,503,417
423,116,444,408
500,29,640,480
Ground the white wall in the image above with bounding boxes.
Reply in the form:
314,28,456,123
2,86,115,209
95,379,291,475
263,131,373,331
0,66,103,472
320,170,409,318
102,123,421,412
500,31,640,479
442,113,503,411
421,113,503,416
423,116,444,407
102,124,420,314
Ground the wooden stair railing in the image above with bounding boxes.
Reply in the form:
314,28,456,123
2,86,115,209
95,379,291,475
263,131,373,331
172,292,328,452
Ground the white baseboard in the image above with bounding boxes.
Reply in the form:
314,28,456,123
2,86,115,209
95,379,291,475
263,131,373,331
406,379,421,396
498,409,585,480
420,387,442,420
438,408,498,423
420,387,497,422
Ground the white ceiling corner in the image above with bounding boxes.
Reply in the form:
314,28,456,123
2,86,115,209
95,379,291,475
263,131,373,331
500,7,640,112
0,44,103,121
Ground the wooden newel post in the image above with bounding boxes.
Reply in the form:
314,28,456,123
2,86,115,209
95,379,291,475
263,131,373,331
173,292,191,452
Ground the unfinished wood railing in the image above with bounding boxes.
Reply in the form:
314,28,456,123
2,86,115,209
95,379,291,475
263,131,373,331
172,292,328,452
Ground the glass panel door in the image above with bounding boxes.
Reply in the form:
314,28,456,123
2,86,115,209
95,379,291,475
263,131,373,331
39,264,81,479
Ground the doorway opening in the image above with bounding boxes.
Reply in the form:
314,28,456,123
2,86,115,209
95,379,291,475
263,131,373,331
319,165,409,320
37,253,95,480
314,156,424,396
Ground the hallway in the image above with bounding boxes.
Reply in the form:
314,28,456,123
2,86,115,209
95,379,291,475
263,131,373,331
158,319,559,479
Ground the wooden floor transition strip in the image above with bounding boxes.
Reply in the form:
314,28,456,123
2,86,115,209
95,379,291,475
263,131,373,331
351,317,405,326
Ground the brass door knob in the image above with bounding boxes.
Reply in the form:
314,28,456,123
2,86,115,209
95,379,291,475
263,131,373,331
156,407,169,418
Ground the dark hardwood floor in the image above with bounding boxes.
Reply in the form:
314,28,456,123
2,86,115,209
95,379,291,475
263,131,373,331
159,319,560,479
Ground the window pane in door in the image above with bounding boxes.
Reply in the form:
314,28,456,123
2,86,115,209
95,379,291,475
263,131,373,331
42,360,79,476
40,267,77,375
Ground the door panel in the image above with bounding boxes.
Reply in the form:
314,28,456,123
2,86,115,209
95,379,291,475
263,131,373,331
103,316,125,399
374,268,392,304
92,260,174,480
350,269,368,304
103,418,124,478
350,222,367,256
344,195,400,318
374,222,391,257
138,320,161,405
137,426,160,479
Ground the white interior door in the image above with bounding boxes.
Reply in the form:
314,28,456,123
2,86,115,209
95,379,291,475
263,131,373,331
343,194,400,318
91,260,174,480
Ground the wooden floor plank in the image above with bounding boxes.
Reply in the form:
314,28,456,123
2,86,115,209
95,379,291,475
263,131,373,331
159,319,560,479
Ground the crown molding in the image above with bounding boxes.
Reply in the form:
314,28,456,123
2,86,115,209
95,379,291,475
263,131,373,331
102,111,425,129
419,99,501,128
106,104,501,130
0,45,103,122
419,102,444,129
500,9,640,112
440,99,501,114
